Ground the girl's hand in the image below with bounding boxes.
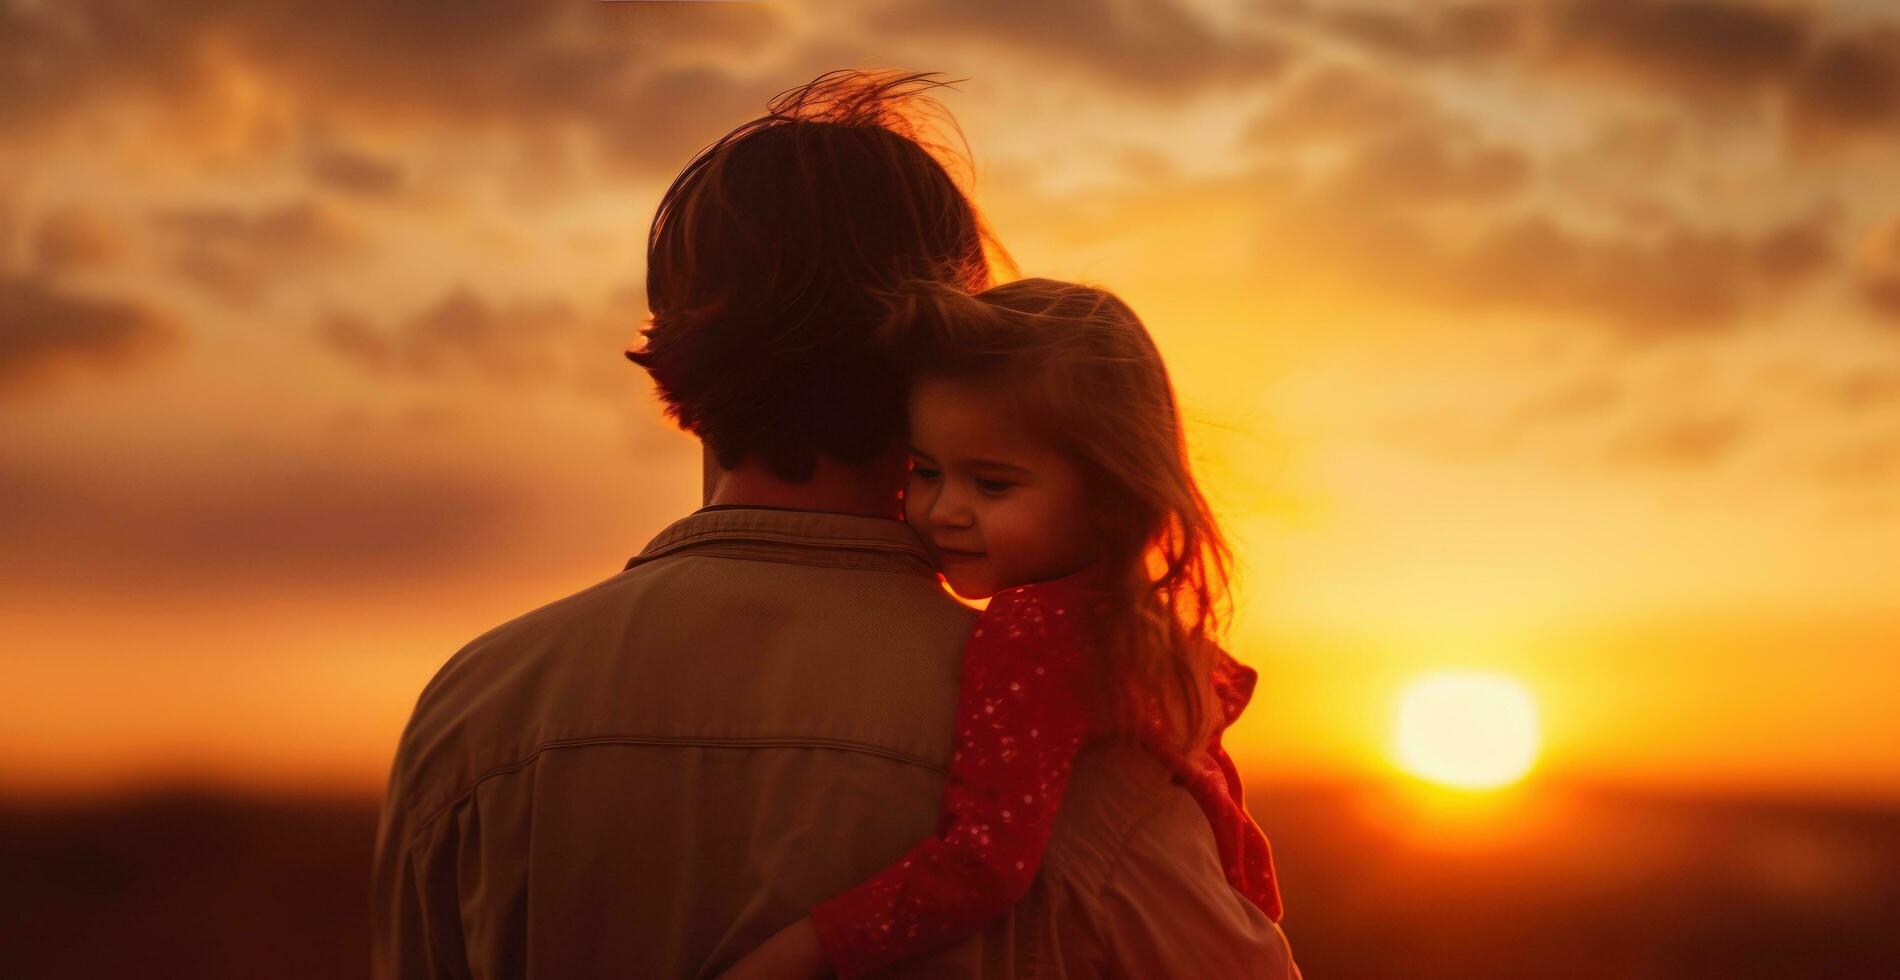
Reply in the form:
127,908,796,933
714,915,830,980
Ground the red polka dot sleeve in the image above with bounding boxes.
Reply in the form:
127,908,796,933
809,579,1095,979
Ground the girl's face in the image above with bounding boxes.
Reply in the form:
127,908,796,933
905,375,1097,600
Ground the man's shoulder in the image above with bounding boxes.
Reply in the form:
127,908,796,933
1019,742,1302,977
410,567,642,718
382,569,648,813
385,553,975,821
1039,741,1189,893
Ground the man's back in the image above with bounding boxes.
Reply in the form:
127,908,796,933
371,507,1300,978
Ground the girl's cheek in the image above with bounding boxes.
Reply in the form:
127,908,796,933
903,483,928,525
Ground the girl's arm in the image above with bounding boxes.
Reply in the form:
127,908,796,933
799,583,1093,979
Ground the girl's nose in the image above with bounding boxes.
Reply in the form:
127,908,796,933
930,487,975,529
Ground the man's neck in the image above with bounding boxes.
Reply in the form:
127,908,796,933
702,448,906,520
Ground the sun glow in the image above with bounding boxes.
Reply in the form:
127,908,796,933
1391,671,1542,790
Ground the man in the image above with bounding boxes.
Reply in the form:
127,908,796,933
371,70,1301,978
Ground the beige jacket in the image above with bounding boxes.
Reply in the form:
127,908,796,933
370,507,1301,978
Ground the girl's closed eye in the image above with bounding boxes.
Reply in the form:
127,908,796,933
974,478,1014,494
911,464,942,481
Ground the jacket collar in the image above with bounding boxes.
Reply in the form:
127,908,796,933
627,506,939,578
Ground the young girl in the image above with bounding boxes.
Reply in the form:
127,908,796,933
720,278,1284,978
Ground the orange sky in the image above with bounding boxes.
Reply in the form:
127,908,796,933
3,0,1898,803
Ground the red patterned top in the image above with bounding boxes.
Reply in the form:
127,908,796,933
808,574,1284,978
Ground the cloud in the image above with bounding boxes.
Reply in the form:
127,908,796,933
150,199,363,305
0,0,206,137
872,0,1292,97
319,285,641,395
0,3,542,136
1329,122,1533,206
1608,411,1751,467
1248,105,1832,336
0,192,16,269
1452,214,1749,335
306,145,407,197
32,206,127,275
1286,2,1900,155
1242,60,1532,206
1542,0,1814,99
1243,62,1436,148
0,448,528,593
1291,188,1840,337
580,63,768,179
1306,2,1528,64
1536,2,1900,153
1752,202,1841,283
1854,213,1900,321
1393,371,1627,462
1578,115,1688,174
1816,433,1900,487
151,199,357,250
0,275,181,396
1512,373,1625,426
1295,0,1816,99
1787,24,1900,153
0,1,784,177
1824,368,1900,411
1018,91,1838,340
321,289,572,385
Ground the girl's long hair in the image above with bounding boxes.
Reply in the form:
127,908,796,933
884,278,1234,761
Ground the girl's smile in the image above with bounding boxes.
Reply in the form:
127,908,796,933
905,375,1096,600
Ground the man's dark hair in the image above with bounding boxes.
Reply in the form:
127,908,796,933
628,70,1004,482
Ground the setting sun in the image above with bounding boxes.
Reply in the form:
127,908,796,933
1392,672,1542,791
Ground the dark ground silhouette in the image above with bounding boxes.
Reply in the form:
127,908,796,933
3,781,1896,979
